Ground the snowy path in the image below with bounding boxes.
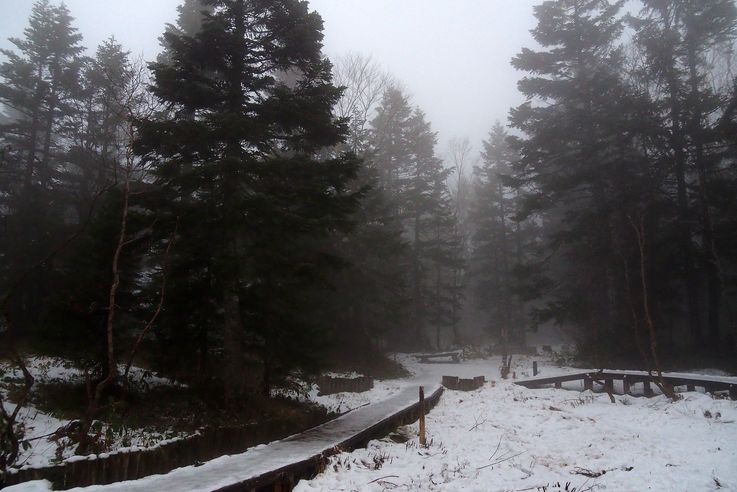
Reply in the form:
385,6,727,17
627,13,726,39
4,355,548,492
11,356,736,491
44,365,445,492
296,357,737,492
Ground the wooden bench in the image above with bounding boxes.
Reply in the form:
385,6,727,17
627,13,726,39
414,351,461,364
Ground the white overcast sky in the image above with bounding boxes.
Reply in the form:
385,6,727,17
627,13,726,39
0,0,540,154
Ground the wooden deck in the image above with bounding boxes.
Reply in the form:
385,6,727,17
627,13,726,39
515,370,737,400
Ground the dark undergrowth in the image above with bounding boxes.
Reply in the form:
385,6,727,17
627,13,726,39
1,356,331,460
322,349,410,380
21,379,329,435
571,340,737,375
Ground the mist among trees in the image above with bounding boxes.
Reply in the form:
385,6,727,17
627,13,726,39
1,0,736,473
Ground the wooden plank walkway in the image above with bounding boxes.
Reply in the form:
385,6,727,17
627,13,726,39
68,384,444,492
515,370,737,399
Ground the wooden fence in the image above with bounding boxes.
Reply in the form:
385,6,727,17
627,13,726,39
441,375,485,391
316,376,373,396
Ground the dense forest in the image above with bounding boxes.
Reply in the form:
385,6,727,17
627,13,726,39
1,0,736,471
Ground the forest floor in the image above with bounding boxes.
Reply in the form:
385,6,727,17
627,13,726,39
0,356,195,469
295,355,737,491
4,354,737,491
0,355,331,470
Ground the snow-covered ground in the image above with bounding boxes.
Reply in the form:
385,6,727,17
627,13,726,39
296,355,737,491
2,356,410,471
6,354,737,491
1,356,182,389
274,369,413,415
0,356,190,470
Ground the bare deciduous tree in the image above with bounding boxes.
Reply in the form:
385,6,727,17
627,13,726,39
445,137,475,254
77,57,161,454
626,213,678,402
445,137,476,346
333,52,393,152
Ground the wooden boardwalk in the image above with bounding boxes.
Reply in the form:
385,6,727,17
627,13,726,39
515,370,737,400
67,384,444,492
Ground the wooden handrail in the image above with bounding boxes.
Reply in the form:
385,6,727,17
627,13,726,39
515,371,736,400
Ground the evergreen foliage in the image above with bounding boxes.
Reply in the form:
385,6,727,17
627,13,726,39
370,87,464,349
1,0,736,432
504,0,737,362
134,0,362,399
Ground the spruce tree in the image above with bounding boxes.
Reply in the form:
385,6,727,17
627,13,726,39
313,63,409,359
370,88,463,348
63,38,132,218
632,0,737,350
470,123,532,346
0,0,85,332
157,0,213,64
136,0,361,401
509,0,638,360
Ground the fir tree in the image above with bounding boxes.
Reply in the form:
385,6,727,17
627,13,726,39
470,123,532,346
632,0,737,349
509,0,639,360
370,87,464,348
63,38,133,218
136,0,361,401
0,0,85,331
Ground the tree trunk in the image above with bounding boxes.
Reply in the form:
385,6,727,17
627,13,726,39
222,274,246,404
664,46,702,348
22,63,45,193
78,165,130,455
220,0,248,405
686,30,722,349
39,81,58,189
631,216,678,401
413,211,424,347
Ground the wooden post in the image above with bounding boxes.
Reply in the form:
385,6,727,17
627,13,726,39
729,384,737,401
419,386,427,447
623,376,631,395
533,361,538,376
554,381,562,389
643,380,653,397
604,379,613,395
584,375,593,391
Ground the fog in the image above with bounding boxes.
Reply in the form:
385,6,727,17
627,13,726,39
0,0,538,147
1,1,736,487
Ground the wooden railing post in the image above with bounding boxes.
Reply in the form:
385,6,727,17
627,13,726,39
604,378,613,395
533,361,538,376
419,386,427,447
643,380,653,397
584,374,593,391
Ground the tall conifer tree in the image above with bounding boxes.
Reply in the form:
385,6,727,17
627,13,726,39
136,0,361,400
0,0,85,331
509,0,637,359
